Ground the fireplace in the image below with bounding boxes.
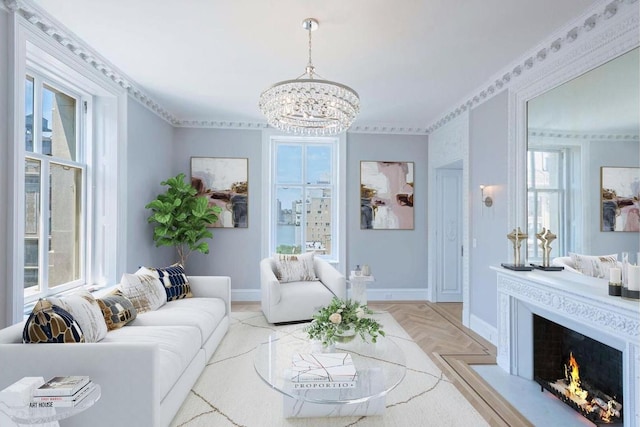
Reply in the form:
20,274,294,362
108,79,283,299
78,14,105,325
534,315,623,425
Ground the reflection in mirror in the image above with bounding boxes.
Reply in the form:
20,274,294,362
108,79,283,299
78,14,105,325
527,47,639,262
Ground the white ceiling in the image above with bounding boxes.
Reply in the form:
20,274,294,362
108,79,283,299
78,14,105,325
32,0,598,131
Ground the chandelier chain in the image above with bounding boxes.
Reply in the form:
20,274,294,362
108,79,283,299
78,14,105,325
307,21,314,78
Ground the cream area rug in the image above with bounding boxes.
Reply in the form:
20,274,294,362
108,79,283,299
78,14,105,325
170,312,488,427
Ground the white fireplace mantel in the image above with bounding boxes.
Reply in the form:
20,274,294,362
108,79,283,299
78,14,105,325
492,267,640,427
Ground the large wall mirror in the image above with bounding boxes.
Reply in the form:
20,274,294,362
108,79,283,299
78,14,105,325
526,47,639,261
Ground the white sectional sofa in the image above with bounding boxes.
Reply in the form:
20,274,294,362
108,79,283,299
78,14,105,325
0,276,231,427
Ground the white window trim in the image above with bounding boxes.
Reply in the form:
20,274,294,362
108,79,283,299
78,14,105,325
261,130,346,271
8,15,128,323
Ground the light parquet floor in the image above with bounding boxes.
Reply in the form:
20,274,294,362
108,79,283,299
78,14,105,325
231,301,532,427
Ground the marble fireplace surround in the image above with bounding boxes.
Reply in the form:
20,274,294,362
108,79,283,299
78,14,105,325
492,267,640,427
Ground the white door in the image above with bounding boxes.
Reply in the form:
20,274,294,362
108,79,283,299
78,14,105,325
435,167,463,302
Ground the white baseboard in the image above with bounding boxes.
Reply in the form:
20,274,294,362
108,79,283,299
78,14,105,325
230,288,429,302
470,314,498,346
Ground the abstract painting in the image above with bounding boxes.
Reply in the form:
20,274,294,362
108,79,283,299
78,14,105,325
601,166,639,232
191,157,248,228
360,161,414,230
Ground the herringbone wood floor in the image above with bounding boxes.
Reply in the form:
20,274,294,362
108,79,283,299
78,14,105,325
232,301,533,427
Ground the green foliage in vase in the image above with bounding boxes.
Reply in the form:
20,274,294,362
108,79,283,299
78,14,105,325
305,298,385,347
145,173,222,266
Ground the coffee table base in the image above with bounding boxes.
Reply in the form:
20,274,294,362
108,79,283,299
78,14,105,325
283,368,386,418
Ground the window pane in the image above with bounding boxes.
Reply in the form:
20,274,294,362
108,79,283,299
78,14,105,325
306,145,332,184
48,163,82,287
42,84,76,160
276,187,302,254
306,188,332,255
529,151,560,189
25,77,34,152
24,158,41,291
276,144,302,183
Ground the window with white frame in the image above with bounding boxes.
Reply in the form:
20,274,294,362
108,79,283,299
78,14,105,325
22,72,88,302
527,149,568,260
270,137,339,261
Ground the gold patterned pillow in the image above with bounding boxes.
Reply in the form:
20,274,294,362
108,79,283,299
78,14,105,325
48,290,108,343
23,299,85,343
136,263,192,301
97,290,137,330
569,253,618,279
273,252,318,283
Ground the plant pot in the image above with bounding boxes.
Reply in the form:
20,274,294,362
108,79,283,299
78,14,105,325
334,326,356,343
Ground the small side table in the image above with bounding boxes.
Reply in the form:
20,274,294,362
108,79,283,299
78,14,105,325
349,273,374,305
0,384,101,427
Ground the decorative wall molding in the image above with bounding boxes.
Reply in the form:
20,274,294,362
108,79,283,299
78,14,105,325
426,0,640,134
175,120,269,130
6,0,181,126
347,124,429,135
528,128,639,141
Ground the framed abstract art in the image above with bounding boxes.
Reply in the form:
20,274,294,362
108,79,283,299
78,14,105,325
360,161,414,230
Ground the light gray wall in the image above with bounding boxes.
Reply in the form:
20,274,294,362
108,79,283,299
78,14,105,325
588,140,639,255
346,133,429,293
125,99,176,273
172,128,263,290
0,8,10,328
469,91,509,328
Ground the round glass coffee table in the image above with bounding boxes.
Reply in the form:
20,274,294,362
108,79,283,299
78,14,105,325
254,330,405,418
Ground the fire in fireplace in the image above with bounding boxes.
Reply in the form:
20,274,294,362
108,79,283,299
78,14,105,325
533,315,623,425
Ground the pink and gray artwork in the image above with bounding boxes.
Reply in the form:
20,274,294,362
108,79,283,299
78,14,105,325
601,166,640,232
360,161,414,230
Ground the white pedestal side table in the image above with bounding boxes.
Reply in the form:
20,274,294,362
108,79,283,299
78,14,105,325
349,273,374,305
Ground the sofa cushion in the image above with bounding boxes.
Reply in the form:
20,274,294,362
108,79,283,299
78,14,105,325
137,264,192,301
23,299,85,343
129,298,226,344
101,325,201,400
97,290,138,330
120,273,167,313
273,252,318,283
48,290,108,343
569,253,619,279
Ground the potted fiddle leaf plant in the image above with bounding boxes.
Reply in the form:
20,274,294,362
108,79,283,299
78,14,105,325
145,173,222,266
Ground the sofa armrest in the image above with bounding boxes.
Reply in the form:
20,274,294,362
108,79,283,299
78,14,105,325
315,258,347,300
188,276,231,315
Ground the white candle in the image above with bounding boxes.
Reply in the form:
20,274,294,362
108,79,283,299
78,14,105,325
628,265,640,291
609,267,621,283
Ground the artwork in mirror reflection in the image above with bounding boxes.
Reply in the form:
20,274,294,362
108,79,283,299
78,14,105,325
527,47,639,259
360,161,414,230
601,167,640,232
191,157,248,228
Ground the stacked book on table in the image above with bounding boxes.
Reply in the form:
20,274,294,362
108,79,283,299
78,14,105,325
290,352,358,389
29,376,95,408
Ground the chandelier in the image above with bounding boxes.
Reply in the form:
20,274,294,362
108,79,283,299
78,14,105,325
258,18,360,136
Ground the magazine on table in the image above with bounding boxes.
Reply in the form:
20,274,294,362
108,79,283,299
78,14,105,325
30,382,95,408
32,376,91,397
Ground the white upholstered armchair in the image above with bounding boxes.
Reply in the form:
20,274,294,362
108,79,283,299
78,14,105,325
260,256,347,324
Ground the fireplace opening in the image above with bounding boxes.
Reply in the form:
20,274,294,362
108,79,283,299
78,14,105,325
533,315,623,425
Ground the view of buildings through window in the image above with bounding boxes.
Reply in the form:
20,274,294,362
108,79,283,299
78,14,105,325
23,74,84,298
273,141,336,258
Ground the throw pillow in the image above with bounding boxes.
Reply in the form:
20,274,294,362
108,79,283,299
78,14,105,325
119,272,167,313
136,263,192,301
569,253,618,279
23,299,85,343
273,252,318,283
48,290,108,343
97,290,137,330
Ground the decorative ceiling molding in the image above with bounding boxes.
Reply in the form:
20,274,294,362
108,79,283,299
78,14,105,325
175,120,269,130
6,0,181,126
425,0,640,134
528,128,639,141
347,124,429,135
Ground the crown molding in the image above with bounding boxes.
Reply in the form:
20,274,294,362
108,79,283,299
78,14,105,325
426,0,639,134
528,128,639,141
347,124,429,135
175,119,269,130
6,0,181,126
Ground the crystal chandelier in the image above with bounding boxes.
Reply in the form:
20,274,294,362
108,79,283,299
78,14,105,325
259,18,360,136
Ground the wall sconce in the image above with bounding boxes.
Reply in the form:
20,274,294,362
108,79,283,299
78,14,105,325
480,185,493,207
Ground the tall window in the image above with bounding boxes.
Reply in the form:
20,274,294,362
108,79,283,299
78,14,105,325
23,73,86,301
271,138,338,260
527,149,567,260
